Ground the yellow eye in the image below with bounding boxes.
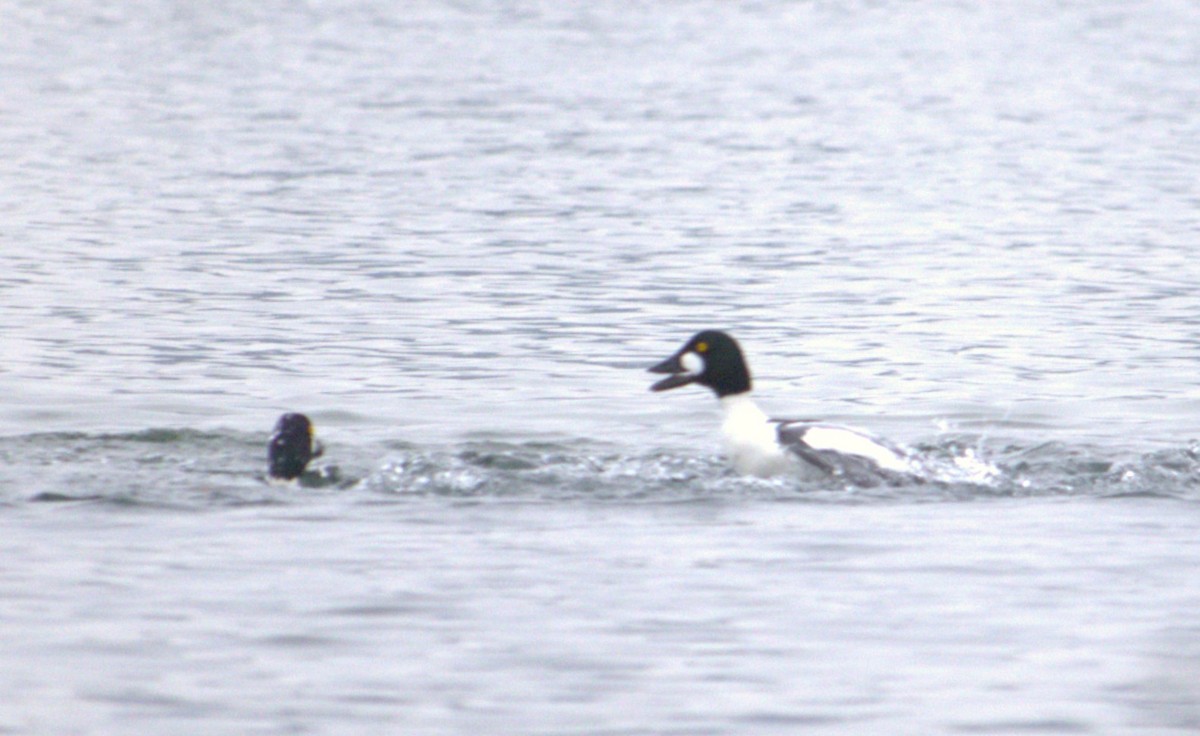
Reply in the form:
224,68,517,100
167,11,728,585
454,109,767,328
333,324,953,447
696,341,708,353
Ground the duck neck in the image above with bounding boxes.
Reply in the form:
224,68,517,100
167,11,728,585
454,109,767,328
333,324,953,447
719,392,767,421
718,392,788,477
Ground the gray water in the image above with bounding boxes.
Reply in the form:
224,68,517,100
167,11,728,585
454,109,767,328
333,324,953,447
3,1,1200,733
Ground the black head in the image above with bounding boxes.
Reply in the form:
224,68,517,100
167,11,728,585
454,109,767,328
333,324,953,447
648,330,752,398
268,412,320,480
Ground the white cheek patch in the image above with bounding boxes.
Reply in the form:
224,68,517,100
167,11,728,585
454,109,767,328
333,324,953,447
680,351,705,376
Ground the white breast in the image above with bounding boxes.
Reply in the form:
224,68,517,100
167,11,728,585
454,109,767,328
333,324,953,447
719,395,792,477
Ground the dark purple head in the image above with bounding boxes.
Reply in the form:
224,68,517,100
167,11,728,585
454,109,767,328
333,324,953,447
648,330,752,398
268,413,318,480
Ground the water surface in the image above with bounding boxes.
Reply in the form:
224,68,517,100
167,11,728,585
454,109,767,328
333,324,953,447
2,1,1200,733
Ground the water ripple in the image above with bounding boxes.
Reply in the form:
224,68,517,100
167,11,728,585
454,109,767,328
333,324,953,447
4,430,1199,509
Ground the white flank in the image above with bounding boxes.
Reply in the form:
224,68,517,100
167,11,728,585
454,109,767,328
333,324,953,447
796,425,911,473
718,394,792,478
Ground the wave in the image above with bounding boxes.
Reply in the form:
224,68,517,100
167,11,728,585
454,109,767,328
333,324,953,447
2,430,1198,508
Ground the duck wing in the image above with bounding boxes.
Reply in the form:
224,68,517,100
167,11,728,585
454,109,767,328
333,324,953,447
774,420,916,484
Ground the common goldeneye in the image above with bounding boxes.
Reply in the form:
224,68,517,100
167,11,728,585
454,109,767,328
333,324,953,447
649,330,914,482
267,413,323,481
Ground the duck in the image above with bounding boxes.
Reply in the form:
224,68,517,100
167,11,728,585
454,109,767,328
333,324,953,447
649,330,914,482
267,413,323,481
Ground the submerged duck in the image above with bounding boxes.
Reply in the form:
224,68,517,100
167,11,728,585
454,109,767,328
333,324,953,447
267,413,323,481
649,330,914,481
